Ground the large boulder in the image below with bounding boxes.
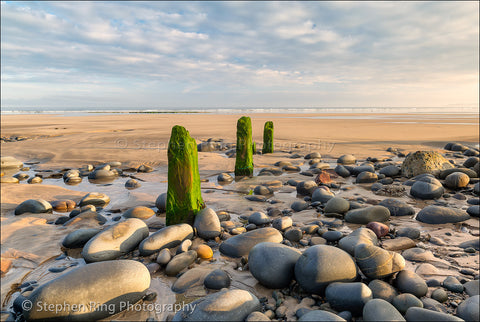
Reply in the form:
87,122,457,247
401,151,453,178
139,223,193,256
248,242,301,289
295,245,357,294
172,289,260,321
23,260,150,321
219,227,283,258
82,218,149,262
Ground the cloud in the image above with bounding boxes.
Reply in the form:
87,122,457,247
1,1,478,108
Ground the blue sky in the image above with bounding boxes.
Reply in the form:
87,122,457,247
1,1,478,109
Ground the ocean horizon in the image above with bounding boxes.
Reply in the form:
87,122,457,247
2,106,479,115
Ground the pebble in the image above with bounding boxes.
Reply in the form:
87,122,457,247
467,205,479,217
394,270,428,298
27,176,43,184
195,244,213,259
445,172,470,189
193,208,221,240
416,205,470,224
137,164,153,173
171,267,211,293
176,239,192,254
396,227,420,239
156,248,172,265
378,198,415,216
254,185,273,195
356,171,378,183
155,193,167,212
79,192,110,207
338,227,379,255
51,199,76,212
62,228,101,248
311,186,335,203
139,223,194,256
248,242,301,288
368,279,398,303
443,276,464,293
219,227,283,258
405,307,464,321
335,165,351,177
15,199,52,215
24,260,150,321
295,245,357,294
0,156,23,169
172,289,260,321
125,178,141,189
337,154,356,165
285,228,303,242
296,181,318,195
362,298,405,322
245,311,271,321
421,298,447,313
324,197,350,214
410,176,445,199
325,282,372,315
204,269,231,290
379,165,401,177
431,288,449,303
365,222,389,238
248,211,272,225
351,164,375,176
123,206,155,219
456,295,479,322
165,250,197,276
402,248,435,262
298,310,346,321
355,243,405,279
82,218,149,262
345,205,390,224
291,200,309,212
272,217,293,231
322,230,343,242
392,293,423,314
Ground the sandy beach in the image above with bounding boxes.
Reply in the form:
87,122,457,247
1,112,479,321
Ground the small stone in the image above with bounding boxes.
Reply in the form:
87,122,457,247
285,228,303,242
396,227,420,239
79,192,110,207
204,269,231,290
123,206,155,219
165,250,197,276
291,201,309,212
325,282,372,315
15,199,52,215
366,222,389,238
156,249,172,265
194,208,221,240
363,298,405,322
379,198,415,216
176,239,192,254
272,217,293,231
394,270,428,298
392,293,423,315
325,197,350,214
402,248,435,262
51,199,76,212
248,212,272,225
356,171,378,184
337,154,356,165
431,288,448,303
195,244,213,259
125,179,141,189
443,276,464,293
368,279,398,303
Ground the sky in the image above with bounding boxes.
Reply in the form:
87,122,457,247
1,1,479,110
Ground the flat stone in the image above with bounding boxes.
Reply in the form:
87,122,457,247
382,237,416,251
24,260,150,321
15,199,52,215
172,289,260,321
405,307,464,321
165,250,197,276
402,248,435,262
345,206,390,224
82,218,149,262
416,205,470,224
122,206,155,219
379,198,415,216
396,227,421,239
219,227,283,258
139,223,194,256
62,228,101,248
171,267,211,293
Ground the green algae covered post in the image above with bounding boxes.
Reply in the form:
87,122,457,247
262,121,274,154
166,125,205,225
235,116,254,177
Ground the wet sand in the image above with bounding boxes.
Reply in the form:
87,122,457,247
1,112,479,320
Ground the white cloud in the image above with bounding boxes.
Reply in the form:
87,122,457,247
1,1,478,108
